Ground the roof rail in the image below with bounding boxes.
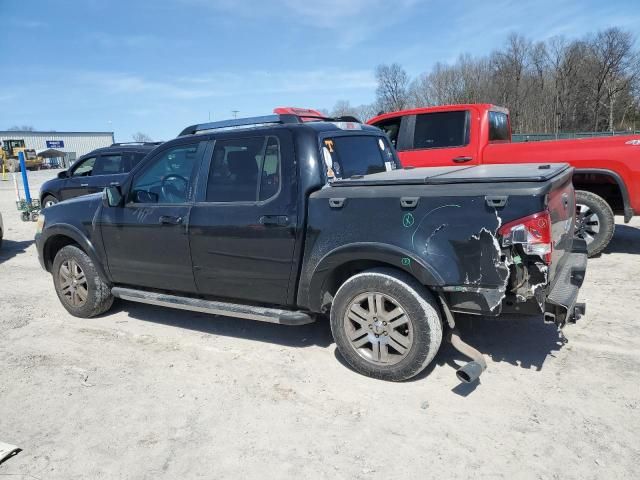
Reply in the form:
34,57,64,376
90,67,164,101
179,114,301,137
111,142,162,146
178,107,363,137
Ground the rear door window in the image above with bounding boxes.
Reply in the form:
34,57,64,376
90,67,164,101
489,111,510,141
413,111,469,149
206,136,281,203
93,154,124,175
322,135,398,180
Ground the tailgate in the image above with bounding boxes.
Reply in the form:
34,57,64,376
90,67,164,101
546,169,576,281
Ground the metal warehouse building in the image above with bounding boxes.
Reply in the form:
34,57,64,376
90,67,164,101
0,130,114,166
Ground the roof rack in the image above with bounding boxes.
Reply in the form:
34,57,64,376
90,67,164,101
178,107,362,137
110,142,162,146
178,114,301,137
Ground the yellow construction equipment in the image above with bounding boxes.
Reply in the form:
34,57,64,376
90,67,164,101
0,139,43,172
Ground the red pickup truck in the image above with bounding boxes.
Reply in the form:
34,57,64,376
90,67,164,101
368,104,640,256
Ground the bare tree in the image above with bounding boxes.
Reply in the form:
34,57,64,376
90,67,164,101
330,100,359,118
132,132,153,142
586,28,637,131
375,63,410,112
325,27,640,134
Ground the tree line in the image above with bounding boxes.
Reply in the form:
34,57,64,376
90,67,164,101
329,27,640,134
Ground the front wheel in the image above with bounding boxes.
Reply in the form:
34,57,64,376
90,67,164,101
330,268,443,381
8,159,19,173
52,245,114,318
42,195,59,208
575,190,615,257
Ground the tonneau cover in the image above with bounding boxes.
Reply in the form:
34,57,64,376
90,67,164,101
330,163,571,187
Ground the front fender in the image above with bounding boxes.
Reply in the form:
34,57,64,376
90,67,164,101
39,223,110,282
299,242,444,311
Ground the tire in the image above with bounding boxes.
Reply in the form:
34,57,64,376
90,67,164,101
575,190,615,257
52,245,114,318
330,267,443,381
42,195,59,208
8,159,19,173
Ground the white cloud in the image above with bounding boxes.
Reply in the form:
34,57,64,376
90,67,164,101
79,68,376,100
178,0,421,47
88,32,159,49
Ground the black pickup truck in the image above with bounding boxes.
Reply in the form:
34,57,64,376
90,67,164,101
35,111,587,382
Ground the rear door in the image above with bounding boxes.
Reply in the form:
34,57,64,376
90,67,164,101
391,110,478,167
188,131,298,305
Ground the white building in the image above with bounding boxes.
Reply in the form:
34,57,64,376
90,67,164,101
0,130,114,166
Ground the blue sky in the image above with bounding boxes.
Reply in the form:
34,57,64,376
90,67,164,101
1,0,638,141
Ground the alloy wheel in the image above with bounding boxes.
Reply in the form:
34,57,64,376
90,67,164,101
575,203,600,246
59,259,88,307
343,292,413,365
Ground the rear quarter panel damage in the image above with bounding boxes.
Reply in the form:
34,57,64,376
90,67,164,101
297,184,548,314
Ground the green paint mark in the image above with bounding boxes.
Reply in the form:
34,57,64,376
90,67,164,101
513,255,522,265
402,212,415,228
401,257,411,266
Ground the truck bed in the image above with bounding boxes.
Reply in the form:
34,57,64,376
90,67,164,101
330,163,570,186
299,163,576,319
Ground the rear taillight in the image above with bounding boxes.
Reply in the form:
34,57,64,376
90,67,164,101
499,211,552,264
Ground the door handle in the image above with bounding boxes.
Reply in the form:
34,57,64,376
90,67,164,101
159,215,183,225
110,182,120,186
259,215,289,226
452,156,473,163
80,183,89,187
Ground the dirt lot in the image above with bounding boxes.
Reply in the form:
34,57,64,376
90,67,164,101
1,169,639,479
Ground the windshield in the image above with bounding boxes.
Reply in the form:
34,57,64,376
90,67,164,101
321,135,398,180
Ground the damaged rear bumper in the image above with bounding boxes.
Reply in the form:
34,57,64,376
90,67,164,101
544,238,588,326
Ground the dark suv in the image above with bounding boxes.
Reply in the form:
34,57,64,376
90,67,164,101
39,142,161,207
35,110,587,383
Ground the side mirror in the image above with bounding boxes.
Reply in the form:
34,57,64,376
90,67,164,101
57,170,69,179
103,185,123,208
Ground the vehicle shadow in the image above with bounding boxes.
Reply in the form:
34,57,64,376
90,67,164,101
334,313,566,393
112,300,334,348
601,223,640,255
115,300,564,383
0,239,34,265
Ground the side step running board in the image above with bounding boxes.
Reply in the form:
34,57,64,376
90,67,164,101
111,287,315,326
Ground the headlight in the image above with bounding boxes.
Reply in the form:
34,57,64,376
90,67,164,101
36,214,45,234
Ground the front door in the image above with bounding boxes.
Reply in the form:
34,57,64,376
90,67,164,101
100,141,206,292
62,156,97,200
85,153,128,194
189,132,298,305
394,110,478,167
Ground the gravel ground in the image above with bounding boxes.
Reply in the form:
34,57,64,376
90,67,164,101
1,169,639,479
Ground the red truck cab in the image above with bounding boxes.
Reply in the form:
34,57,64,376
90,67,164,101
369,104,640,256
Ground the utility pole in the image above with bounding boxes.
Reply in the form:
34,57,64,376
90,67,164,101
232,110,239,119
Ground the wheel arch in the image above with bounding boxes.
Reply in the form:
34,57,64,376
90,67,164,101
42,225,109,282
302,242,444,312
573,168,633,222
40,191,56,204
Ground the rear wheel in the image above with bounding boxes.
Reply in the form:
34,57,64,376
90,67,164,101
330,268,443,381
42,195,59,208
52,245,114,318
575,190,615,257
